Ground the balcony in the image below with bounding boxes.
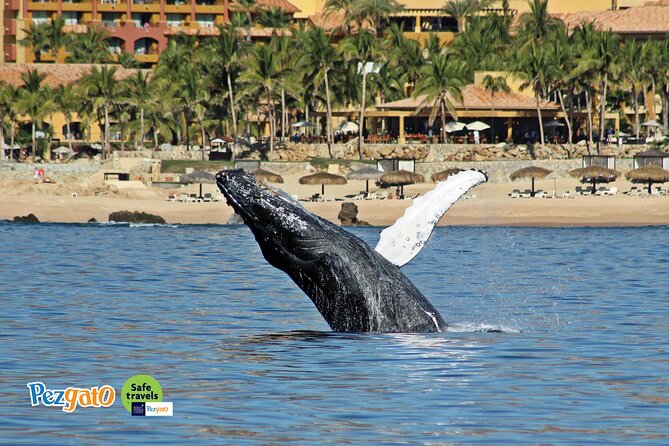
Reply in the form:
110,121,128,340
131,0,161,13
98,0,128,12
27,1,59,11
3,44,17,62
61,0,95,12
4,0,21,10
4,19,17,35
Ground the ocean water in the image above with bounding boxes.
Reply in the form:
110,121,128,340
1,222,668,445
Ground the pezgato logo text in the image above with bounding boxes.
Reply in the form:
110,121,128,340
27,382,115,413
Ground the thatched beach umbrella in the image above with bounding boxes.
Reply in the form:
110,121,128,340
299,171,347,195
181,170,215,198
510,166,553,197
626,165,669,194
253,168,284,183
432,168,464,183
569,166,618,193
346,166,383,193
379,169,425,197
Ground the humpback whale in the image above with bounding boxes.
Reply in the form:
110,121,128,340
216,169,486,333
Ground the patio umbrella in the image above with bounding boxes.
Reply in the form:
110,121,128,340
569,166,619,194
444,121,466,133
465,121,490,131
253,168,284,184
53,146,73,154
641,120,662,128
336,121,359,133
510,166,553,197
181,170,216,198
346,166,383,193
292,121,314,128
626,165,669,194
299,171,347,195
543,120,565,128
210,137,225,144
431,168,464,183
379,169,425,197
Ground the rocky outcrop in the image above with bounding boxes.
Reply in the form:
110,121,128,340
338,202,370,226
13,213,40,223
108,210,166,224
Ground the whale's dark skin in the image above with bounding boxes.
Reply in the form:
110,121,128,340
216,169,447,333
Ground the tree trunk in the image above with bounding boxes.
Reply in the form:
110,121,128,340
324,69,334,158
440,101,447,145
153,126,158,148
558,91,573,153
140,107,145,148
585,90,594,153
66,116,73,151
226,71,238,141
104,105,110,160
536,95,545,154
281,89,286,139
32,121,36,161
358,71,367,159
662,85,669,134
0,125,5,161
201,123,206,161
633,86,640,139
267,90,275,154
597,73,608,153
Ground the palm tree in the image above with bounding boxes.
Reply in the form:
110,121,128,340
544,30,577,150
658,37,669,133
413,54,467,144
236,0,256,42
304,28,337,156
642,40,662,125
81,66,120,158
383,23,424,96
16,70,51,161
442,0,495,33
124,71,155,148
339,31,379,158
516,40,552,152
257,7,289,31
353,0,403,36
324,0,357,32
572,22,600,148
45,16,67,61
65,26,112,63
54,84,80,151
619,39,645,139
19,22,50,62
482,74,509,142
0,82,20,160
517,0,560,43
173,66,210,153
207,25,242,149
239,44,283,154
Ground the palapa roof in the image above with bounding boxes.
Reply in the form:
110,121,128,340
626,165,669,183
379,170,424,186
0,63,147,88
299,172,347,185
634,149,669,158
377,85,559,113
510,166,553,181
556,5,669,34
229,0,300,14
346,167,383,181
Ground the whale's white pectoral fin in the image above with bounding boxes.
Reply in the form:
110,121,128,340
374,170,487,267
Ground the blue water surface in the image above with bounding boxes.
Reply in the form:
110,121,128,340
1,222,668,445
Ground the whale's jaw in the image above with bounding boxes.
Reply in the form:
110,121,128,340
216,170,447,333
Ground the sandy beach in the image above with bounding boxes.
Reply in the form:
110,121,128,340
2,174,669,227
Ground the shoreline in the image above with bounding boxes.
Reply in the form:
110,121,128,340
2,174,668,228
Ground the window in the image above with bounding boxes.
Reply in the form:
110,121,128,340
196,14,214,27
166,14,183,26
63,12,79,25
32,12,49,25
101,12,121,27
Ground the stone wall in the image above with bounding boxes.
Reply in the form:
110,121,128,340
0,160,100,182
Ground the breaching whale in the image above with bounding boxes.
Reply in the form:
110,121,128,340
216,169,486,333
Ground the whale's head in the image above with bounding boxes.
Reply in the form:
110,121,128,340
216,169,341,271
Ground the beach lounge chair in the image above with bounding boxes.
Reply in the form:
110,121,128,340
534,191,548,198
179,193,189,202
510,189,521,198
594,187,607,196
203,193,213,202
189,193,202,203
167,193,178,202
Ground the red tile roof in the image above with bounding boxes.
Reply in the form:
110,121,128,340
378,85,559,112
0,63,149,88
557,6,669,34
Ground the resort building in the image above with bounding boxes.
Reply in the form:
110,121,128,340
1,0,300,65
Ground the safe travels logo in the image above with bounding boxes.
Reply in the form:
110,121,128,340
27,374,173,416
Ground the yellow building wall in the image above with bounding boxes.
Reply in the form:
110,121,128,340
295,0,615,17
48,112,104,143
